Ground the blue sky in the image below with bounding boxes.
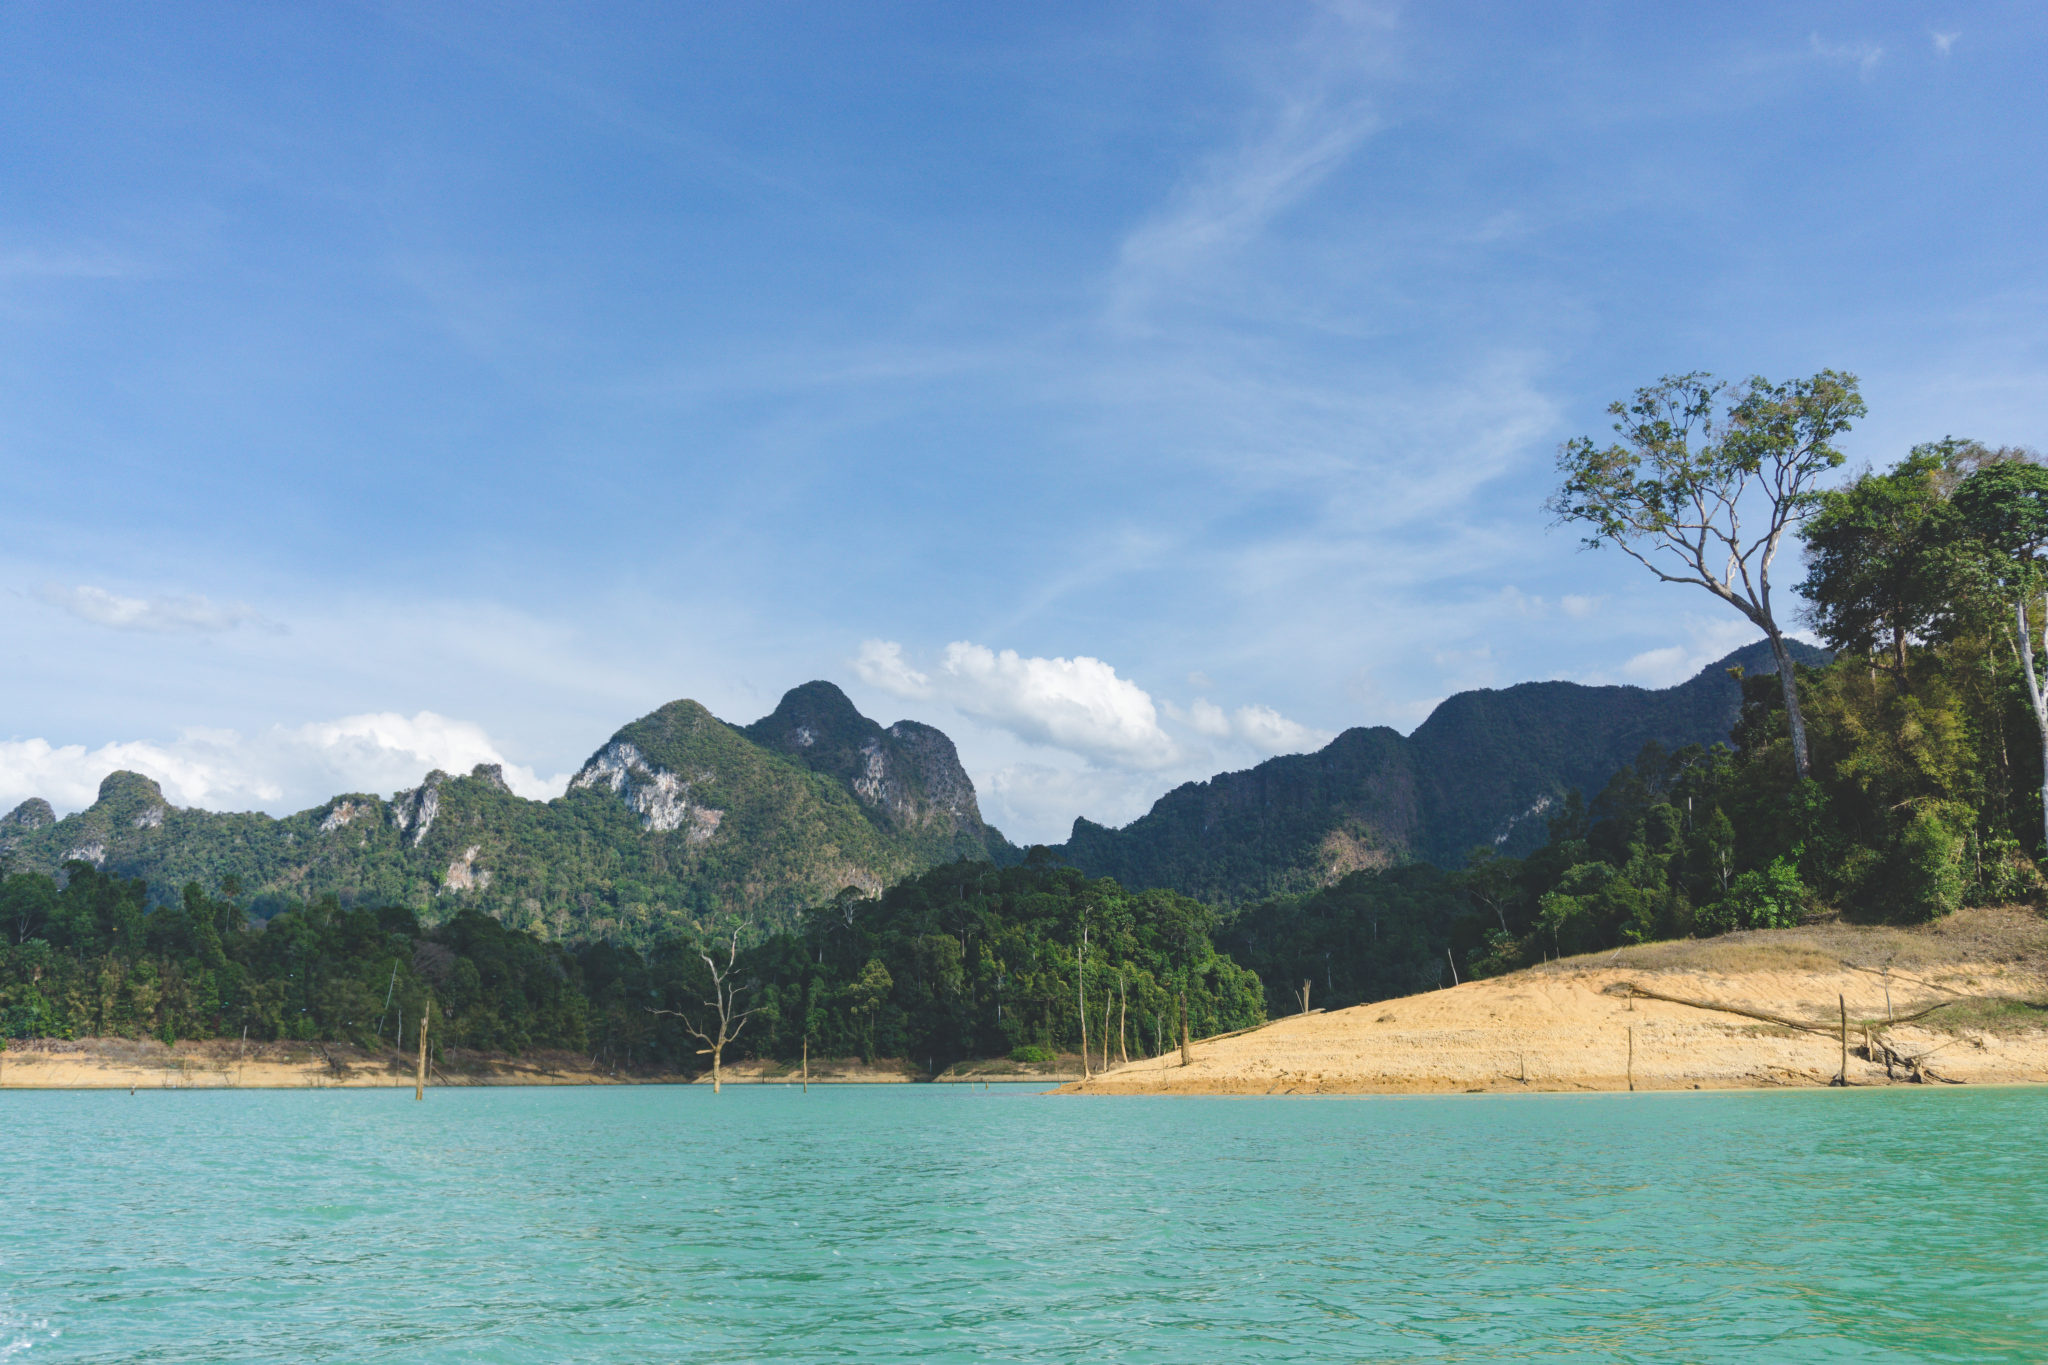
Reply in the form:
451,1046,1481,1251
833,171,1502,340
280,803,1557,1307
4,1,2045,843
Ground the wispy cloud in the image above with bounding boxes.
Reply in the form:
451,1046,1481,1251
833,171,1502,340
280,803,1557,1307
1809,33,1884,78
1932,31,1960,56
0,246,139,281
1109,92,1380,331
33,584,282,635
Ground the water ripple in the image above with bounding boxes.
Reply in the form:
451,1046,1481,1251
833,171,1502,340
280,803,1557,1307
2,1086,2045,1361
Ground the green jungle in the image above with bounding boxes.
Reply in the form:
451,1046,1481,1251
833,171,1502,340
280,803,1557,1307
7,376,2048,1072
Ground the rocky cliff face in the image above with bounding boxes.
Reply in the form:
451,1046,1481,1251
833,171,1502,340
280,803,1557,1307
739,681,1002,855
570,740,723,840
3,797,56,832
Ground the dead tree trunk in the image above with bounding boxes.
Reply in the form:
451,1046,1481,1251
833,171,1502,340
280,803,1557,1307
1179,991,1192,1067
1836,994,1848,1086
414,999,430,1101
1077,926,1091,1081
1117,975,1129,1066
651,926,755,1095
1101,993,1113,1073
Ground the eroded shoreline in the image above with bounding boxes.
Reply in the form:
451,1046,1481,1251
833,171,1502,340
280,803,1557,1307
1061,906,2048,1096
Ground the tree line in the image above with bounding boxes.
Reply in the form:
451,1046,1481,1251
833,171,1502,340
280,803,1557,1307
0,857,1263,1072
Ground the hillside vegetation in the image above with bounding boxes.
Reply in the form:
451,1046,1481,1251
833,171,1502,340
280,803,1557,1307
0,685,1009,949
1058,639,1826,905
0,859,1259,1077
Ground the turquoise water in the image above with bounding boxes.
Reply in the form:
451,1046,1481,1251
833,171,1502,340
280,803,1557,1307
3,1085,2045,1363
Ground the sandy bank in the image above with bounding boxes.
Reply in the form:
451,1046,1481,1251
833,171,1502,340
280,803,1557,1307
709,1054,1085,1085
0,1041,1084,1089
1063,905,2048,1096
0,1038,692,1089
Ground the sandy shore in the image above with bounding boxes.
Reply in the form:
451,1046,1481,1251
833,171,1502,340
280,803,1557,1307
0,1039,694,1089
1065,906,2048,1096
0,1040,1083,1089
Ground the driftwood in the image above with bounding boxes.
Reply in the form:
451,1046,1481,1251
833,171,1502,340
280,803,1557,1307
1613,981,1966,1084
1841,961,1969,999
1613,982,1831,1035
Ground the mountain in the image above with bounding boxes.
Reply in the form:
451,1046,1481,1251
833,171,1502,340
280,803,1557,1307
0,684,1010,947
1054,639,1830,907
0,643,1828,944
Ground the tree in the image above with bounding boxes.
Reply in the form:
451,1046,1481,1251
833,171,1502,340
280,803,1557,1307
1953,458,2048,853
652,927,756,1093
848,957,893,1062
1550,370,1865,778
1798,445,1959,677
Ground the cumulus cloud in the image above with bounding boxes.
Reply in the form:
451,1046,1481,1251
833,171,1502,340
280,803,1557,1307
0,712,572,817
861,638,1178,768
34,583,279,635
938,643,1180,770
977,762,1167,846
854,639,1334,840
1230,703,1330,754
1178,698,1232,738
852,638,931,697
1560,594,1602,619
1165,698,1332,755
1619,618,1765,688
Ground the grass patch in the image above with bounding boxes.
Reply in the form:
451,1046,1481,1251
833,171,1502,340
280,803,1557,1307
1887,996,2048,1036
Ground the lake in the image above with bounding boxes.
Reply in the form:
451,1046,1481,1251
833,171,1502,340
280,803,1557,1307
3,1084,2044,1362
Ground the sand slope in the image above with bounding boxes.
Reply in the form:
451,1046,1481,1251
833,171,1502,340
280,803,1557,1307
1067,906,2048,1095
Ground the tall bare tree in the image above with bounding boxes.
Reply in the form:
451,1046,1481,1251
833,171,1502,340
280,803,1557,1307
651,927,756,1094
1549,370,1865,779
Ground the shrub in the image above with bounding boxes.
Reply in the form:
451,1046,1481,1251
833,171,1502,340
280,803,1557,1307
1971,835,2044,907
1008,1044,1052,1064
1698,857,1807,934
1886,802,1969,922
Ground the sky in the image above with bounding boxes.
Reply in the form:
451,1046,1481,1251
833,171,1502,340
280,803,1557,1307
4,1,2045,844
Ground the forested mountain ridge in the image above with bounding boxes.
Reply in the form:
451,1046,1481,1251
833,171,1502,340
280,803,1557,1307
0,648,1828,944
1056,640,1831,907
0,684,1011,948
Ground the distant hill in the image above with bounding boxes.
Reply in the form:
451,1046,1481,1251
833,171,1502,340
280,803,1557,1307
1054,639,1829,906
0,642,1828,943
0,684,1010,948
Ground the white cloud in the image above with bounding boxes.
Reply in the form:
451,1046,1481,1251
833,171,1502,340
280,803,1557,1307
1619,617,1763,688
1229,703,1330,755
860,638,1182,769
1560,594,1602,619
1932,31,1959,56
0,711,572,817
34,583,278,635
939,642,1179,770
852,638,931,697
1166,697,1331,755
1176,698,1233,738
977,762,1165,846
